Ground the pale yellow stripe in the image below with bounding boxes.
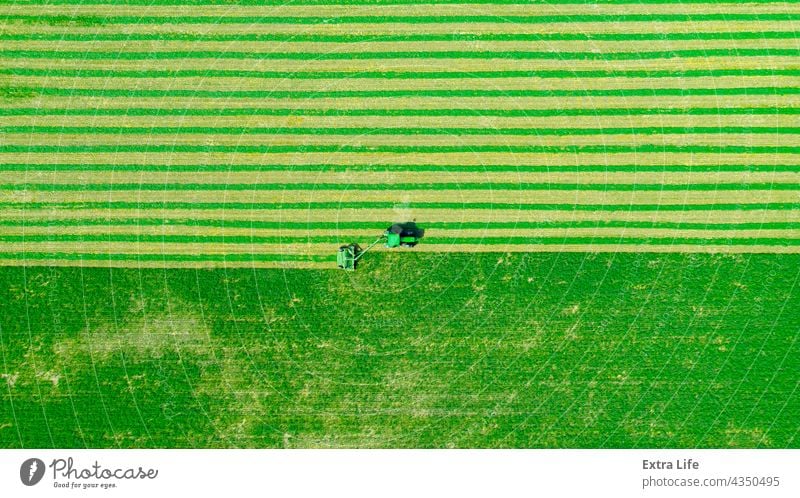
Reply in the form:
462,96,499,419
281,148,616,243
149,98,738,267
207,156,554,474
409,244,800,253
3,114,798,129
4,152,800,166
3,189,797,205
0,241,334,253
8,38,800,53
0,259,331,269
7,152,800,168
4,22,800,37
0,132,794,147
7,75,799,92
6,56,800,73
4,94,796,111
4,3,800,18
4,225,800,239
7,170,800,185
5,208,800,225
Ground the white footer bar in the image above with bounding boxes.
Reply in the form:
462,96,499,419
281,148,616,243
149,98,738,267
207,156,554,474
2,449,797,497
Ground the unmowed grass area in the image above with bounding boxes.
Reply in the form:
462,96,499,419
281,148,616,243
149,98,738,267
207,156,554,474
0,252,797,448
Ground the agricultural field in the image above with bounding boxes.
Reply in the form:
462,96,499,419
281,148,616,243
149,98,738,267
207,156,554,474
1,253,799,448
0,0,799,449
1,1,800,265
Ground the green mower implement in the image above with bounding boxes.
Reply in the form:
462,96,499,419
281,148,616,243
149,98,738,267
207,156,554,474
336,223,421,271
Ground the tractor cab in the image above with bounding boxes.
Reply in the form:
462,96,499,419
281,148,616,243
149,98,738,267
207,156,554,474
385,223,419,248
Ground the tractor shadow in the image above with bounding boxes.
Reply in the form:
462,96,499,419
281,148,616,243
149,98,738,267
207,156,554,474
388,221,425,245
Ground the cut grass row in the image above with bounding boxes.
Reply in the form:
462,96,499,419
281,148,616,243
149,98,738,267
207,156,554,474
7,76,798,92
2,107,796,117
8,152,800,166
8,191,800,206
5,2,799,15
7,51,800,63
11,0,800,5
6,57,798,73
3,201,799,211
4,135,796,148
7,126,800,135
3,67,800,79
0,251,332,262
4,234,800,245
4,182,800,191
6,86,800,98
9,36,799,48
3,163,800,173
7,14,800,24
4,32,800,42
7,46,800,59
6,227,800,243
4,22,797,38
3,93,792,109
3,116,797,130
5,208,798,224
5,219,800,230
8,170,799,186
4,145,800,153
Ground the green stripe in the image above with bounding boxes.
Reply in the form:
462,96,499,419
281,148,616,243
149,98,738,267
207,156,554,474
6,87,798,98
0,234,325,243
1,108,794,117
3,49,799,60
427,236,800,246
0,251,333,262
1,201,798,211
3,182,798,191
2,164,797,173
3,234,799,246
428,236,800,245
1,32,798,43
3,218,800,231
4,126,798,135
4,68,797,79
5,14,800,24
2,145,799,153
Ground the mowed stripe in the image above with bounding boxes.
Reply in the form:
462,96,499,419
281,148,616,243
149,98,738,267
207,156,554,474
8,76,800,92
2,106,798,117
7,86,800,98
7,3,800,16
2,114,798,130
5,192,800,205
3,23,799,40
2,3,799,265
6,126,800,135
6,55,800,72
5,208,800,224
6,13,800,23
7,170,800,185
4,31,800,42
5,163,800,173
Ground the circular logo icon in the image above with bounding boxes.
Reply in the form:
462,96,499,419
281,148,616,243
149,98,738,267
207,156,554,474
20,458,45,486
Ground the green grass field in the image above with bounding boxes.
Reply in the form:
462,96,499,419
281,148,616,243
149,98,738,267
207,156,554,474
2,1,800,449
1,253,798,448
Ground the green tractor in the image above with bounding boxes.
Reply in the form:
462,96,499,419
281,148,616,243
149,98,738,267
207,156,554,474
336,223,422,271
